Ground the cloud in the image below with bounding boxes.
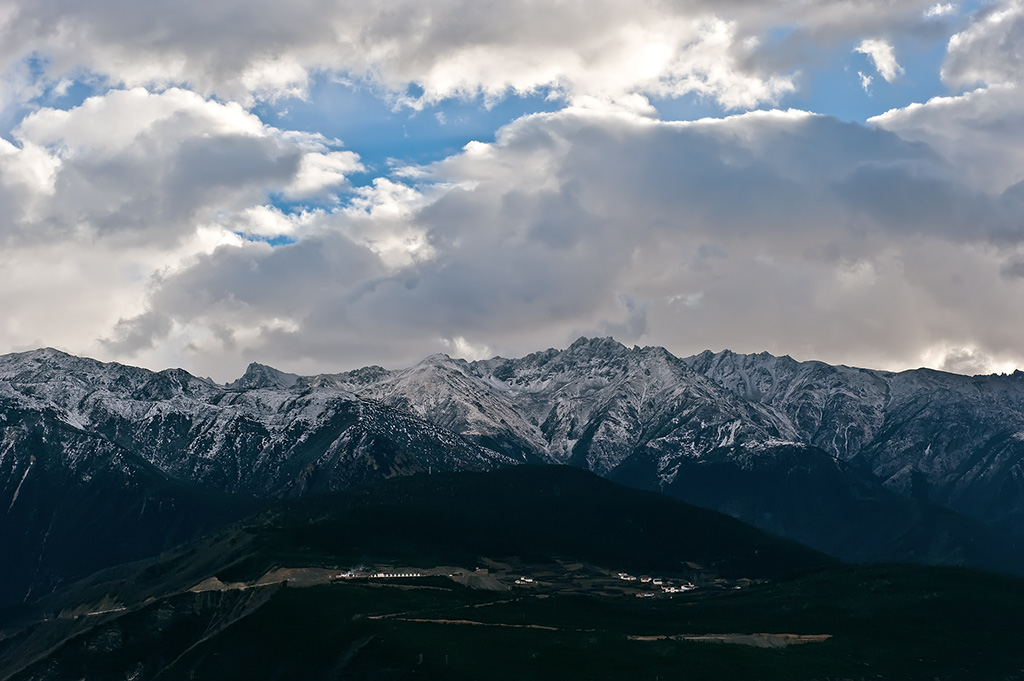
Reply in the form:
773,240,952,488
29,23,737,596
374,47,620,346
868,2,1024,196
0,0,1019,380
95,106,1024,379
939,348,989,375
870,85,1024,194
937,346,1016,375
101,311,173,355
855,39,905,82
282,150,363,199
0,87,365,369
0,226,243,368
942,0,1024,88
925,3,957,18
0,0,943,109
1002,260,1024,279
0,87,361,245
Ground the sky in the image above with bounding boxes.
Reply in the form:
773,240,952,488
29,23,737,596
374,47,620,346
0,0,1022,381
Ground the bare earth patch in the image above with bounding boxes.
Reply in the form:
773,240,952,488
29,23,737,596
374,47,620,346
629,633,832,648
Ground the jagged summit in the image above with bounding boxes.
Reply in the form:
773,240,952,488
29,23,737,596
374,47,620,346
8,346,73,359
0,346,101,377
419,351,460,364
566,336,627,355
228,362,300,390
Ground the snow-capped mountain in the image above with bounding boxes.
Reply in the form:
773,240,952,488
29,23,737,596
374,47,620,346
0,349,513,607
682,349,1024,536
323,338,799,478
3,339,1024,608
315,337,1024,568
319,337,1024,540
0,348,510,498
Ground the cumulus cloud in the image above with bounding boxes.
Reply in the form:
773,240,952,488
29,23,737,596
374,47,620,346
0,87,363,367
0,0,1020,381
95,106,1024,379
870,85,1024,194
869,2,1024,195
282,150,362,200
925,3,957,18
0,226,242,367
938,347,999,375
0,87,360,245
0,0,942,109
942,0,1024,89
855,39,905,82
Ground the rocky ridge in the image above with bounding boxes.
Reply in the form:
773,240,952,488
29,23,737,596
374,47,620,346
3,339,1024,609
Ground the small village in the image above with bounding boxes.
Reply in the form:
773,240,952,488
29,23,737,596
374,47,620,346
315,559,750,599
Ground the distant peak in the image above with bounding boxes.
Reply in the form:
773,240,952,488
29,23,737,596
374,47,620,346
422,352,454,363
567,336,627,355
228,362,300,390
0,347,108,371
12,347,74,361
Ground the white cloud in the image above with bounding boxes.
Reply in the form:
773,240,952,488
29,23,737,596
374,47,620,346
441,336,492,361
0,0,1021,380
16,88,265,153
855,39,905,82
870,85,1024,194
942,0,1024,88
925,3,957,18
0,87,365,368
0,0,943,110
0,226,242,362
91,106,1024,379
869,1,1024,195
0,87,361,245
858,71,874,92
283,150,362,199
223,205,319,239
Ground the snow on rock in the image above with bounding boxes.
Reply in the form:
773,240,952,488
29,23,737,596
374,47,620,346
4,339,1024,537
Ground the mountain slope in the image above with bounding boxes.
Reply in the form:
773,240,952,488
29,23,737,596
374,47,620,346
4,339,1024,601
0,465,836,679
0,397,259,612
684,349,1024,536
312,338,1024,570
3,468,1023,681
0,349,512,609
0,349,510,496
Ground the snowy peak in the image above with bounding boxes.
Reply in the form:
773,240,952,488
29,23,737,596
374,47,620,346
460,339,801,476
228,362,300,390
566,336,628,357
0,347,109,382
318,351,546,462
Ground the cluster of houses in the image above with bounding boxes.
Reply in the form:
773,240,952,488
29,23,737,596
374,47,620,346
368,571,424,579
660,584,695,593
618,572,695,595
329,569,430,577
329,566,697,596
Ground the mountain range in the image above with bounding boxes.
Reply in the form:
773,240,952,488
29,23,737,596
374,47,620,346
2,338,1024,612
